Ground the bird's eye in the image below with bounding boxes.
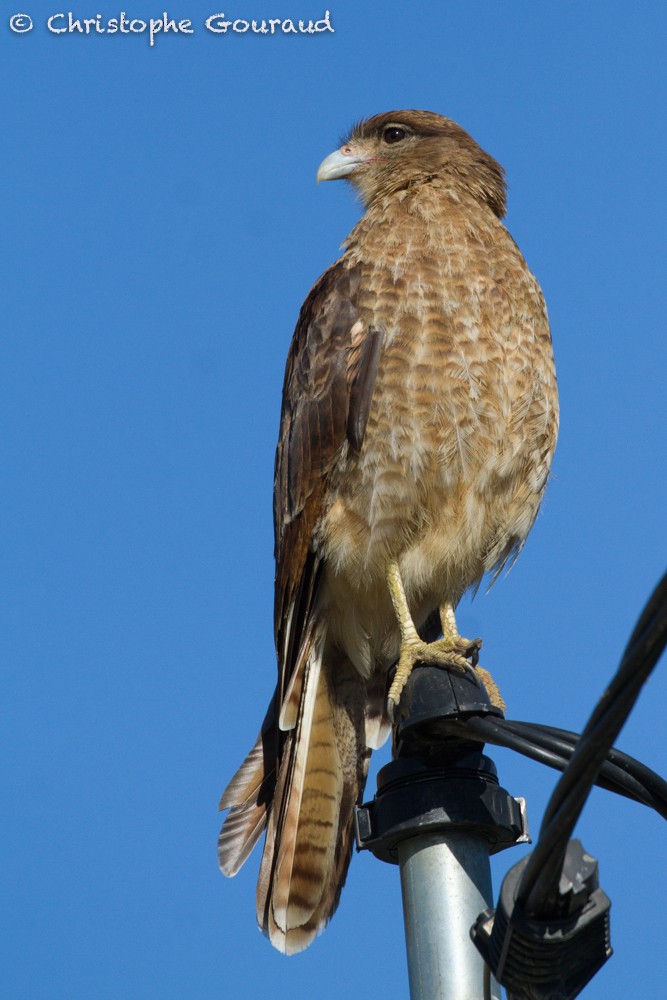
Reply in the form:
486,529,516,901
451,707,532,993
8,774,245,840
383,127,407,145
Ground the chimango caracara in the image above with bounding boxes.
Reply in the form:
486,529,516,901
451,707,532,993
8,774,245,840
218,110,558,953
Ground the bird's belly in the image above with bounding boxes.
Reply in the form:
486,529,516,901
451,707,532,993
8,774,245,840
320,416,540,676
324,441,513,589
316,257,556,676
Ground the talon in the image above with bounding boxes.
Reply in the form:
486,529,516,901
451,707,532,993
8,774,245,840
385,561,501,715
466,638,482,666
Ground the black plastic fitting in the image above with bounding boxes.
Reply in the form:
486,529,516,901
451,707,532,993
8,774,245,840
354,665,527,863
471,840,613,1000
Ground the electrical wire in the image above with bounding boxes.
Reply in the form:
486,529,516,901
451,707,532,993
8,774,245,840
514,568,667,916
507,721,667,816
441,713,667,817
424,570,667,920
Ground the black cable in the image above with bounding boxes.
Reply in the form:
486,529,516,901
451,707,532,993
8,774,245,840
502,720,667,816
514,569,667,916
436,708,667,816
445,714,667,815
604,740,667,807
456,715,570,770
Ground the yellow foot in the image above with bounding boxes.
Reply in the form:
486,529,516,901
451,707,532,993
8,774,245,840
384,559,487,720
386,633,482,720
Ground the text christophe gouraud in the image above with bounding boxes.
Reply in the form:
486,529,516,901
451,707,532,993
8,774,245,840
8,10,335,44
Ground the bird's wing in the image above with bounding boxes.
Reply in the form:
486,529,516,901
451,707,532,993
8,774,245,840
273,259,382,724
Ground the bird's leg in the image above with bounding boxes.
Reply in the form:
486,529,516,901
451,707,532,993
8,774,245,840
439,600,482,664
386,561,480,717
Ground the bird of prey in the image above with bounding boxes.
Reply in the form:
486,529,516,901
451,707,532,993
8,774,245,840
218,110,558,954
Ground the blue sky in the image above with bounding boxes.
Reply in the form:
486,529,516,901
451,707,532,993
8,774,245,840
2,3,666,997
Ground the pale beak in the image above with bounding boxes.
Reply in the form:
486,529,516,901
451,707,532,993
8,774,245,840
316,147,368,182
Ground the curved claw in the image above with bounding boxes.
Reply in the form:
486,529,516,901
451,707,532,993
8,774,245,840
386,637,476,714
465,638,483,667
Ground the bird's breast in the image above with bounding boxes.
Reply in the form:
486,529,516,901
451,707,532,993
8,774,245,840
319,227,557,629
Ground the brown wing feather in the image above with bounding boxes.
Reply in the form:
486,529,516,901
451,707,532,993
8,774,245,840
273,260,379,700
220,259,382,932
347,326,383,453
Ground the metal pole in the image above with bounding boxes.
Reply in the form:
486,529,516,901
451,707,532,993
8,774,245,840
398,831,500,1000
355,667,526,999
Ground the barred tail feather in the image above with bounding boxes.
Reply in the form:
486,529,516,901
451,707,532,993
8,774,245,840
218,629,371,954
257,636,371,954
218,702,277,878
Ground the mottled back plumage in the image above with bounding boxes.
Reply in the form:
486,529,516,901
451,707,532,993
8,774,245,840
219,110,558,954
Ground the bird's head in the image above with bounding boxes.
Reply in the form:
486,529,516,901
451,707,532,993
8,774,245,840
316,110,506,217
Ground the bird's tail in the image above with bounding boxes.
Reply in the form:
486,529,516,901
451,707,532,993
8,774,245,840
217,697,278,880
218,634,372,955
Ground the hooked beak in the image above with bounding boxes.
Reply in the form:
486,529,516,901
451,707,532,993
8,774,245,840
316,146,368,182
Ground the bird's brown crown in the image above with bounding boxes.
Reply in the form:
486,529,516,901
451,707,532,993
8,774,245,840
341,110,506,217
